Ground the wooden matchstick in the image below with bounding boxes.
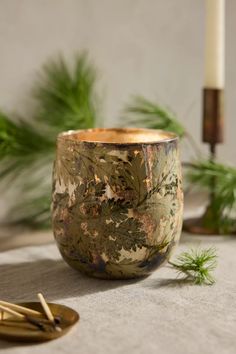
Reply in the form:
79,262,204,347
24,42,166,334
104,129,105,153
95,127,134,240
0,301,42,317
0,304,24,319
0,320,39,331
37,293,54,323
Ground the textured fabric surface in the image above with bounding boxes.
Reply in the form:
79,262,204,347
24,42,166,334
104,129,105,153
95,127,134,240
0,233,236,354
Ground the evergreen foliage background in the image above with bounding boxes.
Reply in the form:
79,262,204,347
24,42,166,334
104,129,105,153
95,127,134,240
0,52,235,233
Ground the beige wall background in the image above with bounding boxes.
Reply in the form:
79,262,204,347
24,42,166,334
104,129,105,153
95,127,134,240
0,0,235,163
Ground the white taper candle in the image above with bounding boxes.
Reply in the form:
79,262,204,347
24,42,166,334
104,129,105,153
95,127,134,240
204,0,225,88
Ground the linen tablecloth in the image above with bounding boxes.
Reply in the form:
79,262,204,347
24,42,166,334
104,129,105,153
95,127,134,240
0,232,236,354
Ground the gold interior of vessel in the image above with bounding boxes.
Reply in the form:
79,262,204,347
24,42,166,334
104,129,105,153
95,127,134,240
63,128,175,143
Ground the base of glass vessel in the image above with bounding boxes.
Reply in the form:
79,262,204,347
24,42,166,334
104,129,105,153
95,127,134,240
60,249,170,280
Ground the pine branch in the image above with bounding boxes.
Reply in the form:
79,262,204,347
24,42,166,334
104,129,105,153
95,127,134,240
123,96,185,137
0,112,53,159
185,160,236,233
33,53,98,136
169,247,217,285
0,53,99,228
0,112,54,182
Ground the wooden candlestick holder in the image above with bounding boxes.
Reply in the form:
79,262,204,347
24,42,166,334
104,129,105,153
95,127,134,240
183,87,225,235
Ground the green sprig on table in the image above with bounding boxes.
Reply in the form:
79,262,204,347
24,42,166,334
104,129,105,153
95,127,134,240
169,247,218,285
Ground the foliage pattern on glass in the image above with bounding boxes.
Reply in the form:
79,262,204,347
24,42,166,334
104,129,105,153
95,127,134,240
52,139,183,279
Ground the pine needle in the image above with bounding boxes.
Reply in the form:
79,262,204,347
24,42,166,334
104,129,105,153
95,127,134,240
33,52,98,136
0,112,53,159
186,160,236,233
0,111,54,183
169,247,217,285
0,53,98,227
123,96,185,137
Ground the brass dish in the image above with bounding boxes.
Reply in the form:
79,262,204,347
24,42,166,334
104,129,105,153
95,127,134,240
0,302,79,342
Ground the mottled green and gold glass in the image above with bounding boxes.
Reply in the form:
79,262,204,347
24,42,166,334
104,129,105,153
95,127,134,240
52,128,183,279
